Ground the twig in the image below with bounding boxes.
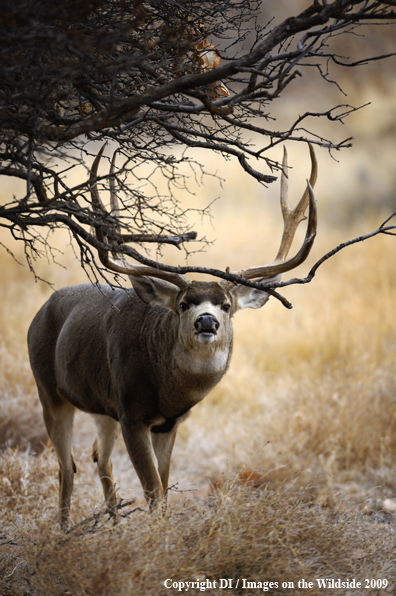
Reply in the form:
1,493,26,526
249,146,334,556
269,214,396,293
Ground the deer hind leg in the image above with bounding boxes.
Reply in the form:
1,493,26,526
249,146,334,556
42,400,76,528
91,414,120,517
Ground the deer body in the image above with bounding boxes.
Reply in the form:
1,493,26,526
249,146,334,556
28,144,318,527
28,279,255,525
30,282,232,421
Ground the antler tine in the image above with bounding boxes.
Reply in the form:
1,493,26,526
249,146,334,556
276,142,318,262
90,142,108,215
228,143,318,281
90,144,190,290
109,149,121,221
108,149,123,261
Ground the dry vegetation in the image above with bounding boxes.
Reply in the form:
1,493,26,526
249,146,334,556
1,199,396,594
2,73,396,596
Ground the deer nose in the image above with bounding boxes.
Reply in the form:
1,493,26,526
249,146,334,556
194,314,220,334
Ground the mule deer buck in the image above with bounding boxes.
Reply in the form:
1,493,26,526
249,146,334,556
28,144,317,527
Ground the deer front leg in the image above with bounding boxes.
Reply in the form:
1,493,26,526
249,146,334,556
151,428,177,495
120,420,163,508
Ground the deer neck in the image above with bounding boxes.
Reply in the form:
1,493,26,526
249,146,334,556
173,338,231,377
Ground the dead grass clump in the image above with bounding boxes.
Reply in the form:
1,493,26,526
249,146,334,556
269,364,396,474
0,340,48,452
0,410,48,453
0,446,58,515
1,482,396,596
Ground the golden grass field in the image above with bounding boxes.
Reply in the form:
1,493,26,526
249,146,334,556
1,78,396,594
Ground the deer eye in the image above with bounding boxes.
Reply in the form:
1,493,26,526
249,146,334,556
221,304,231,313
180,302,189,312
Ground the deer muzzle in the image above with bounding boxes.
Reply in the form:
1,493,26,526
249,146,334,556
194,314,220,343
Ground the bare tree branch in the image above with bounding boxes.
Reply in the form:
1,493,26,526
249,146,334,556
267,214,396,298
0,0,396,284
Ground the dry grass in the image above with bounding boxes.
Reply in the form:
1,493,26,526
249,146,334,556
2,84,396,593
1,205,396,595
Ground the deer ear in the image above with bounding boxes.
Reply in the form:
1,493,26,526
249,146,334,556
231,284,270,311
129,276,180,309
230,275,281,312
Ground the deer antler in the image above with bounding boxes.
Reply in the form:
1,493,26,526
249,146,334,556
90,143,317,290
227,143,318,281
